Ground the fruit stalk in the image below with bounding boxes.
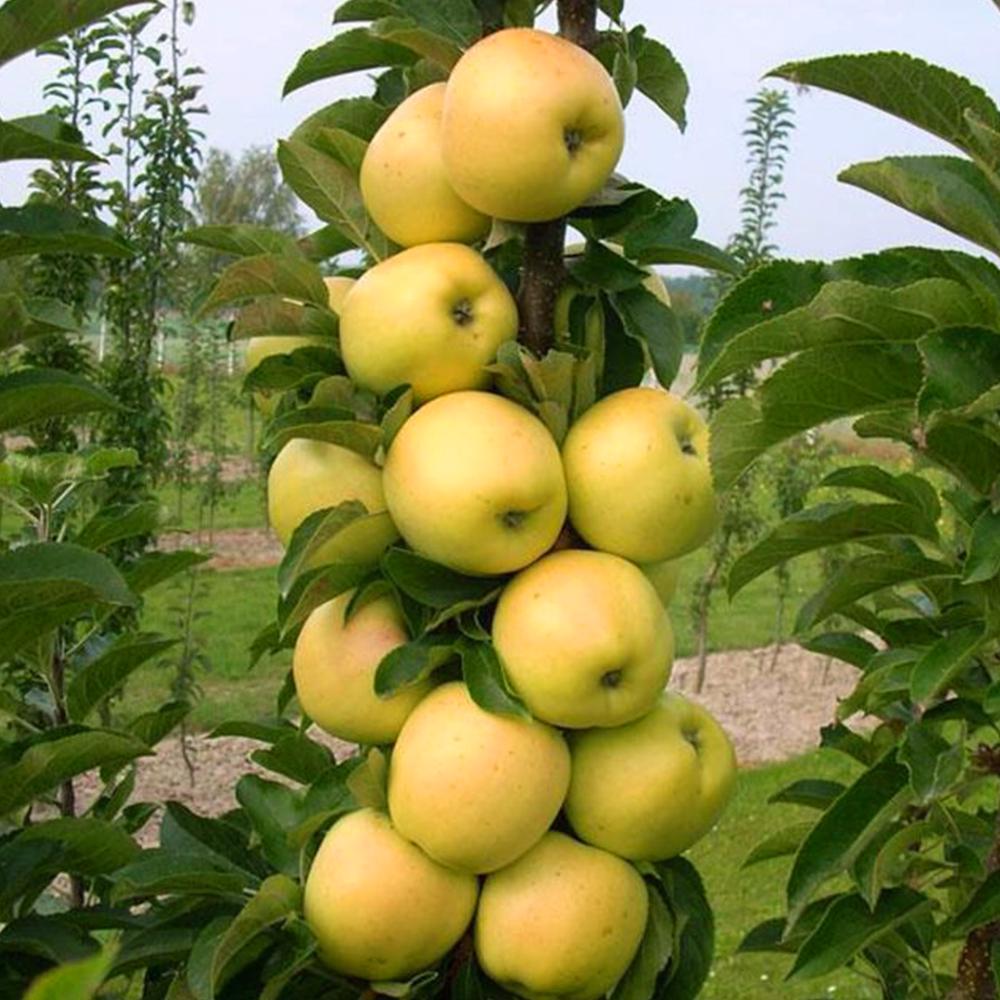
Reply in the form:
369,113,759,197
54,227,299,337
516,0,598,356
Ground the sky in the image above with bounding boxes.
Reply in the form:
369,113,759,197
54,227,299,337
2,0,999,267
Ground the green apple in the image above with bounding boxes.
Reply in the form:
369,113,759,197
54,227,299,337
293,591,431,744
442,28,624,222
304,808,477,981
382,390,567,576
492,549,674,728
565,692,737,860
562,387,717,562
475,832,648,1000
388,682,570,874
267,438,399,568
360,82,490,247
339,243,517,404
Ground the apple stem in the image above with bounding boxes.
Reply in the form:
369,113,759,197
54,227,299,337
516,0,599,358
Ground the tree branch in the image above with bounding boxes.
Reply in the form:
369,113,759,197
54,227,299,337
516,0,599,357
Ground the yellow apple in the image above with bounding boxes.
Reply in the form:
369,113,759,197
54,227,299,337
492,549,673,729
383,391,567,576
442,28,624,222
293,591,430,744
267,438,399,568
304,808,477,981
246,276,354,415
360,82,490,247
475,832,648,1000
639,558,682,606
562,387,717,561
565,692,737,861
387,682,570,874
339,243,517,404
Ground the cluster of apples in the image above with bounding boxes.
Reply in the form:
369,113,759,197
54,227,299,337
254,26,737,1000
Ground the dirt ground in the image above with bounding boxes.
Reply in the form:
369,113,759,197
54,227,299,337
159,527,282,569
78,644,856,827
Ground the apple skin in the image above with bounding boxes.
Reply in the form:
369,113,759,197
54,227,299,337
267,438,399,568
383,391,567,576
492,549,674,729
360,82,490,247
562,387,717,562
639,558,682,606
246,276,355,415
442,28,624,222
339,243,517,404
387,682,571,874
565,692,737,861
304,808,478,981
475,832,648,1000
293,591,431,744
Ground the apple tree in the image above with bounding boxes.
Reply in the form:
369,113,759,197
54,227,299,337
701,50,1000,998
129,0,745,997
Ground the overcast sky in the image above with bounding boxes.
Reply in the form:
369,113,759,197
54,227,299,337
2,1,998,267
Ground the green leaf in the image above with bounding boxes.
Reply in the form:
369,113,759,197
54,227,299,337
788,888,932,980
180,224,300,258
380,386,413,450
0,369,117,431
796,552,956,632
243,345,340,394
700,277,985,390
374,634,456,696
111,849,252,903
459,638,528,718
728,501,939,598
0,114,99,163
769,779,846,809
308,126,370,175
200,252,329,315
633,31,688,131
820,465,941,521
346,747,388,811
277,501,371,596
291,96,391,145
0,293,78,350
910,623,986,702
654,857,714,1000
298,223,357,261
610,887,673,1000
951,870,1000,937
609,285,684,388
277,138,394,261
160,801,267,879
841,156,1000,256
899,721,965,803
698,249,1000,384
15,817,139,875
0,728,149,815
67,634,178,722
851,819,936,908
23,943,117,1000
0,0,148,67
371,17,463,69
0,204,129,258
381,547,503,609
123,551,210,595
128,701,190,746
283,27,417,97
966,507,1000,584
208,875,301,994
768,52,1000,156
250,733,333,785
918,326,1000,418
235,776,305,876
262,408,380,459
803,632,878,670
277,562,371,637
743,822,814,868
76,500,160,550
786,755,912,927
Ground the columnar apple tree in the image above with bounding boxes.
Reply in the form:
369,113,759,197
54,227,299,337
170,0,741,996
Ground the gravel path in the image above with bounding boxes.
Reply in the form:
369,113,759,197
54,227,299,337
79,644,856,831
